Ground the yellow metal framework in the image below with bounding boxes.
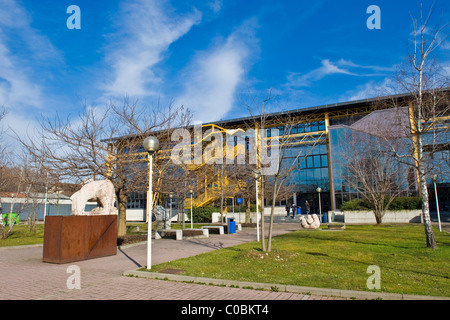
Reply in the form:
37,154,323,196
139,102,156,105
110,104,386,211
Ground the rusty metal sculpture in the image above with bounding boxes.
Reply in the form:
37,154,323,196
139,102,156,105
43,180,118,264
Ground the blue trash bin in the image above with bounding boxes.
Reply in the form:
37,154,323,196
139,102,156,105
297,207,301,215
229,221,236,233
227,218,236,234
322,214,327,223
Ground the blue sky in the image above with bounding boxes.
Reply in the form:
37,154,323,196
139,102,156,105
0,0,449,139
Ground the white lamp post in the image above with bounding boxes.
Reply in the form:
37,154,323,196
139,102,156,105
252,169,261,242
431,174,442,232
143,135,159,270
190,189,194,229
316,187,322,223
169,193,173,227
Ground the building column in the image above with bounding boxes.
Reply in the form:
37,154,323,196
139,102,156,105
324,112,336,211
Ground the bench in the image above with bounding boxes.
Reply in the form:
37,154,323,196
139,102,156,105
201,226,224,235
158,229,183,240
327,223,345,230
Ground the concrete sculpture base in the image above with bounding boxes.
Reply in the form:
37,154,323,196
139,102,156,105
43,215,117,264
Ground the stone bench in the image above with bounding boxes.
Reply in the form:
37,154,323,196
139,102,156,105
158,228,211,240
158,229,183,240
183,228,209,238
327,223,346,230
201,226,224,235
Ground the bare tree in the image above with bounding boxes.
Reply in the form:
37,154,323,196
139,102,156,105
16,99,190,236
245,92,319,252
0,106,10,238
264,115,320,252
381,4,449,248
340,128,413,224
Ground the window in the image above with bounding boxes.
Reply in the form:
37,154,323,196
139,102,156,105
321,154,328,167
305,152,328,169
320,167,328,180
307,156,313,168
313,155,321,168
318,121,325,131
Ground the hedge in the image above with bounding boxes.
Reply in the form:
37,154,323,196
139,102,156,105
192,204,262,223
341,197,422,211
192,206,218,223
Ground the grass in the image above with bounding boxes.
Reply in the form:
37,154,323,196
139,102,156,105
0,221,208,247
3,222,449,297
0,224,45,247
148,224,450,297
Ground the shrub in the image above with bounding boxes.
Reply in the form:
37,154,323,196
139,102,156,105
192,206,219,223
387,197,421,210
342,197,422,211
341,199,371,211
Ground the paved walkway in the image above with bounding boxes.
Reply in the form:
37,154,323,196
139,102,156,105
3,222,446,301
1,223,345,300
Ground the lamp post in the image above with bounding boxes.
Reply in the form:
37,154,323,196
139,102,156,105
143,135,159,270
431,174,442,232
169,193,173,228
252,169,261,242
190,189,193,229
316,187,322,223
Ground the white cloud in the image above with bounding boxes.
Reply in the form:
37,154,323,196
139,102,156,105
0,0,64,145
208,0,223,14
336,59,395,72
175,18,259,122
101,0,202,98
285,59,356,88
0,1,59,125
0,41,43,109
283,58,394,90
342,78,398,101
0,0,59,112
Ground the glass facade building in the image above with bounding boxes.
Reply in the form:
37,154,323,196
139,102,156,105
115,91,449,220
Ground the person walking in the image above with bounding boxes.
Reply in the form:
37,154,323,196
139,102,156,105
285,202,291,217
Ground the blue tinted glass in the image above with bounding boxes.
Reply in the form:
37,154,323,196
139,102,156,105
321,154,328,167
314,155,321,167
306,156,313,168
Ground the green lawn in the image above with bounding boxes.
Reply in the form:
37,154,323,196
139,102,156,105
0,224,45,247
148,224,450,297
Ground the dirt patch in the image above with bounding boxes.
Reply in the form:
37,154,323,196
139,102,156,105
159,268,184,274
244,248,299,262
182,229,204,237
241,223,256,228
117,234,147,246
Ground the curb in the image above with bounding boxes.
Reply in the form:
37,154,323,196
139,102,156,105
123,269,450,300
0,244,43,250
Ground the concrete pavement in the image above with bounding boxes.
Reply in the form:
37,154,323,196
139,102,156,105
1,223,446,301
1,223,331,300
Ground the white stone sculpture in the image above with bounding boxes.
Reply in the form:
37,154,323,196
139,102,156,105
300,214,320,229
71,180,117,215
